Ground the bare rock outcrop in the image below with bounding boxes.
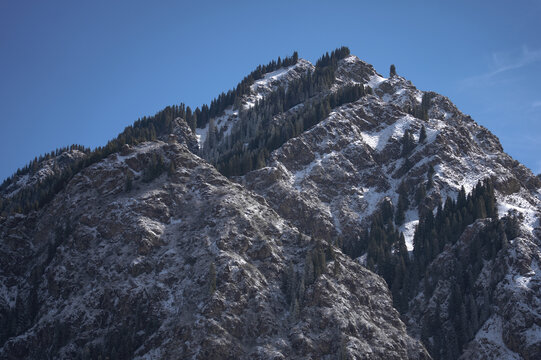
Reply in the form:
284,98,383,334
0,141,428,359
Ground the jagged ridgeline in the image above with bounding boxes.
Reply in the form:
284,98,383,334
202,47,360,176
2,43,541,360
0,49,318,216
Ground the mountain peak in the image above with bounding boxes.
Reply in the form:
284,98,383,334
1,48,540,360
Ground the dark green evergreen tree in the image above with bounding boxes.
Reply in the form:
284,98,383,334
124,171,133,192
390,64,397,77
395,183,410,225
401,130,416,157
427,165,435,189
420,93,433,121
419,125,427,143
415,183,426,208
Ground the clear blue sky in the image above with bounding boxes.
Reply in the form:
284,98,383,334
1,0,540,181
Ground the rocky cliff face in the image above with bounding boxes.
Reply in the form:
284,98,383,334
1,50,540,359
0,136,428,359
238,56,541,359
242,56,538,244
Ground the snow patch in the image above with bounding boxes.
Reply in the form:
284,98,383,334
195,124,208,149
138,217,165,238
357,188,383,222
359,115,414,152
246,61,307,109
213,107,239,139
367,74,386,90
292,153,322,191
498,192,540,234
399,209,419,251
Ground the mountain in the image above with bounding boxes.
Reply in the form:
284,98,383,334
0,127,428,359
1,48,540,359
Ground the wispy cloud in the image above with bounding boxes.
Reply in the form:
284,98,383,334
489,46,541,75
461,46,541,87
532,100,541,108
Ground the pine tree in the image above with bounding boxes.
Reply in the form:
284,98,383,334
401,130,415,157
390,64,397,77
457,186,467,208
419,125,427,143
186,106,196,132
395,184,410,225
427,165,435,189
206,118,217,151
474,197,487,219
420,93,432,120
124,171,133,192
415,183,426,207
381,198,394,224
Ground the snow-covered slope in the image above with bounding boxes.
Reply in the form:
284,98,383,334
195,59,314,153
245,59,314,108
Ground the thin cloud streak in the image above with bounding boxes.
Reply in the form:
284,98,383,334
532,100,541,108
460,46,541,88
489,46,541,76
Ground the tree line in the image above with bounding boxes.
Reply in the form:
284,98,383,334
214,83,367,177
340,178,515,360
186,51,299,130
0,51,303,216
200,46,358,176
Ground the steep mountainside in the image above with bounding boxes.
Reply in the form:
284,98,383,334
1,48,540,359
242,56,539,249
238,55,541,359
0,136,428,359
